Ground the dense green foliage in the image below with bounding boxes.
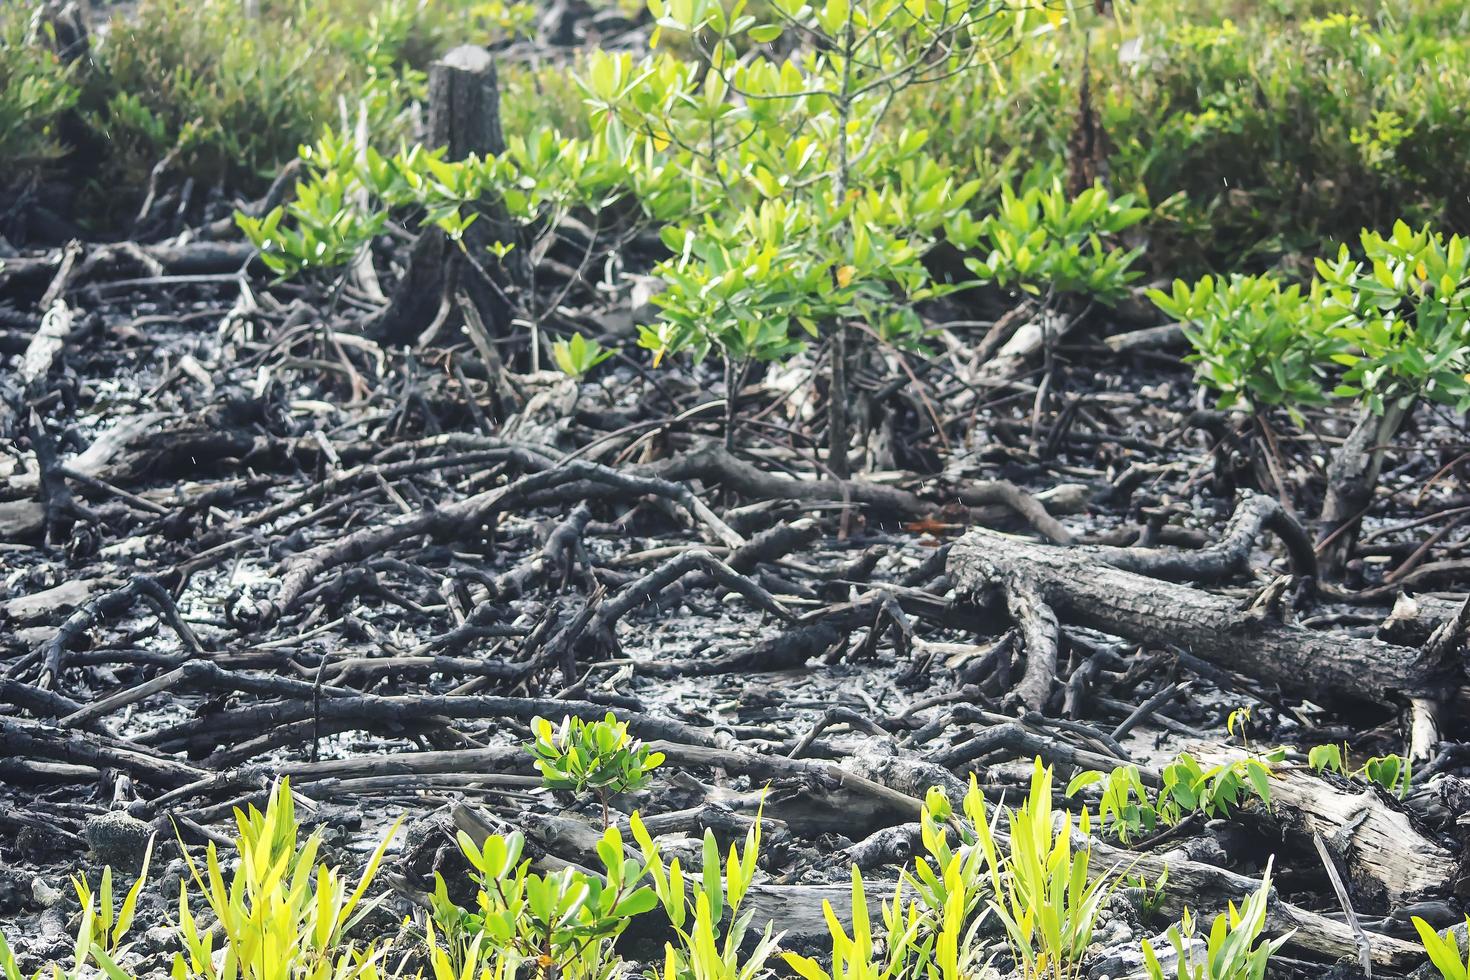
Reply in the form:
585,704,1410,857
1065,749,1281,844
904,0,1470,272
4,0,1470,266
0,12,79,175
1158,222,1470,421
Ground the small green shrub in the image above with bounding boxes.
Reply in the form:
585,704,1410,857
953,179,1148,305
1141,860,1288,980
529,713,665,827
1150,274,1345,420
429,825,655,980
1316,221,1470,416
552,333,616,379
584,0,1051,464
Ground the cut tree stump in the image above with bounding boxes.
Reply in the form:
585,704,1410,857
946,494,1458,710
364,45,514,347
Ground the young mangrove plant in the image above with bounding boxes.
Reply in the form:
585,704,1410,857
631,805,781,980
581,0,1058,465
173,778,403,980
1066,750,1280,844
429,824,656,980
976,761,1118,980
528,713,665,828
1307,744,1412,799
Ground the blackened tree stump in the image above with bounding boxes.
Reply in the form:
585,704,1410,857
365,45,515,347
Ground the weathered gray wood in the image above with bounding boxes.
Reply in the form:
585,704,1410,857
1190,741,1454,905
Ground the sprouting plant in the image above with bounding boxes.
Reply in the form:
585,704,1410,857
3,858,146,980
432,825,657,980
975,760,1120,980
1066,750,1280,843
528,713,665,828
1362,754,1412,798
1130,868,1170,922
71,836,154,964
1141,860,1289,980
172,777,402,980
890,779,995,980
1414,915,1470,980
631,806,780,980
1306,744,1412,799
1306,743,1346,776
551,333,616,380
783,863,981,980
0,934,38,980
1225,706,1252,746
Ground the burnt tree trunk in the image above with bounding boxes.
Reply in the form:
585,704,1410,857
365,45,515,347
1318,402,1410,580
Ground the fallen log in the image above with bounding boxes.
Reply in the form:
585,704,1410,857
1188,741,1455,907
946,497,1456,710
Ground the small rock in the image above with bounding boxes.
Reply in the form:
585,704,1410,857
85,810,154,872
31,876,64,909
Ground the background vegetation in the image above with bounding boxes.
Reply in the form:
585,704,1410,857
4,0,1470,271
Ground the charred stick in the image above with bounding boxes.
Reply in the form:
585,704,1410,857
0,716,203,788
